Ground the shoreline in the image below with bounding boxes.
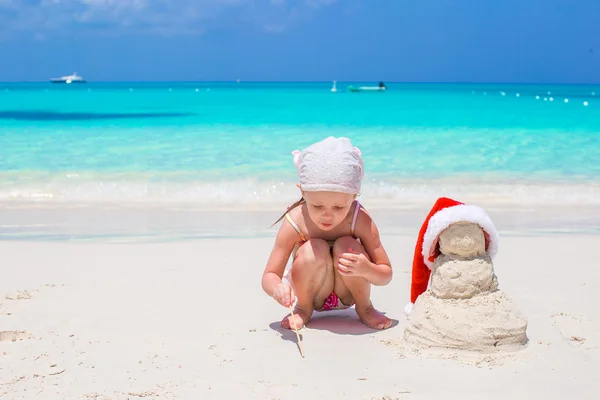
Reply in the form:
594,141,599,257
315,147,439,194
3,176,600,204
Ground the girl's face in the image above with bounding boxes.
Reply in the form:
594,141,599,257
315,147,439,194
302,190,356,231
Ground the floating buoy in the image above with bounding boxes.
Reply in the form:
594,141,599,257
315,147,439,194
584,101,589,106
564,98,569,103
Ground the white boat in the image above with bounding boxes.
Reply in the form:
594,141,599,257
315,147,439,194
330,80,338,92
348,81,387,92
50,73,86,84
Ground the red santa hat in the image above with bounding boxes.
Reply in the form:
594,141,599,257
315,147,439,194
404,197,499,315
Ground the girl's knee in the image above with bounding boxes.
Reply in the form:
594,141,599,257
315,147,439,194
333,235,364,254
295,238,332,267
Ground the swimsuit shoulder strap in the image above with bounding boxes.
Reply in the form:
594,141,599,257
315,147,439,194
350,200,360,236
285,213,307,242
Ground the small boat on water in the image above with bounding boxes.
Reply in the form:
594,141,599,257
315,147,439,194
347,81,387,92
50,73,86,84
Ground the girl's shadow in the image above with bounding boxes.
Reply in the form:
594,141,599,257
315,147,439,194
269,308,399,339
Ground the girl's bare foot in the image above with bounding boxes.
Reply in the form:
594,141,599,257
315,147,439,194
281,306,313,330
356,305,392,330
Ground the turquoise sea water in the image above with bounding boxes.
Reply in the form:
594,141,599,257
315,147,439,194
1,81,600,212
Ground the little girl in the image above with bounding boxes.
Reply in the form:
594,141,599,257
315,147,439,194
261,136,393,330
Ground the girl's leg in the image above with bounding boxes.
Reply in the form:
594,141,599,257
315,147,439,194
332,236,392,330
281,238,334,329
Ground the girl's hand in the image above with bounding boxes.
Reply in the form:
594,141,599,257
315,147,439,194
272,282,295,307
338,247,371,278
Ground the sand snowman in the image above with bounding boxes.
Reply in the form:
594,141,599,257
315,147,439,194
403,197,528,351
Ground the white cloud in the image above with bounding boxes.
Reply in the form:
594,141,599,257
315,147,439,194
0,0,338,39
0,0,234,37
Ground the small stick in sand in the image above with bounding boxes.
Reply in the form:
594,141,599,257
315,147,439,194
288,305,305,358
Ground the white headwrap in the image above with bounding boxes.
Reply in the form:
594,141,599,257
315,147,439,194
292,136,364,194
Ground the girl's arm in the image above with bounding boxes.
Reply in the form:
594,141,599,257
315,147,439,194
261,221,298,297
355,211,393,286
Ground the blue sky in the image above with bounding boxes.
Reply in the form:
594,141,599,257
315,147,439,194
0,0,598,82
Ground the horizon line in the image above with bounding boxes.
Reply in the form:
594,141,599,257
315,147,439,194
1,79,600,85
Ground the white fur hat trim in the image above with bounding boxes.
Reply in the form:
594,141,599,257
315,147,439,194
421,204,499,269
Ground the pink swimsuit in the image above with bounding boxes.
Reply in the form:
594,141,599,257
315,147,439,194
283,200,361,312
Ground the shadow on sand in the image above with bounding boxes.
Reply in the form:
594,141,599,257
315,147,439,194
267,309,400,358
269,308,399,341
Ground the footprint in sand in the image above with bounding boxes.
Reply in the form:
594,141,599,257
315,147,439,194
368,393,413,400
84,394,113,400
4,290,34,300
551,313,597,351
0,330,32,342
2,290,35,316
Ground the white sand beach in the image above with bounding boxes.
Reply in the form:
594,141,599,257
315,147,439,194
1,231,599,399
